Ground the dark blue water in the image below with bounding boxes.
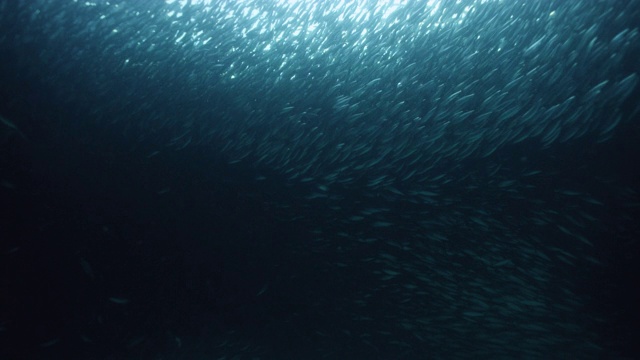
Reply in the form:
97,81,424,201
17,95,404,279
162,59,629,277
1,1,639,359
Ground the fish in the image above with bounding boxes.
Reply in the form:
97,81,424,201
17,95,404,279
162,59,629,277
108,297,130,305
6,0,639,357
0,114,28,141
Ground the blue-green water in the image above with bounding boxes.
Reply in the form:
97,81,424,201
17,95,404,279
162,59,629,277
1,0,639,358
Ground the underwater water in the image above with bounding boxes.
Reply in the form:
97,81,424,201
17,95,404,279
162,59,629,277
1,0,639,358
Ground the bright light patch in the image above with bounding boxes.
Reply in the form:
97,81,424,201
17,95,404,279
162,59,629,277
159,0,500,76
165,0,214,6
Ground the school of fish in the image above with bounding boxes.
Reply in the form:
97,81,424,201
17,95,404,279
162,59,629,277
1,0,639,358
